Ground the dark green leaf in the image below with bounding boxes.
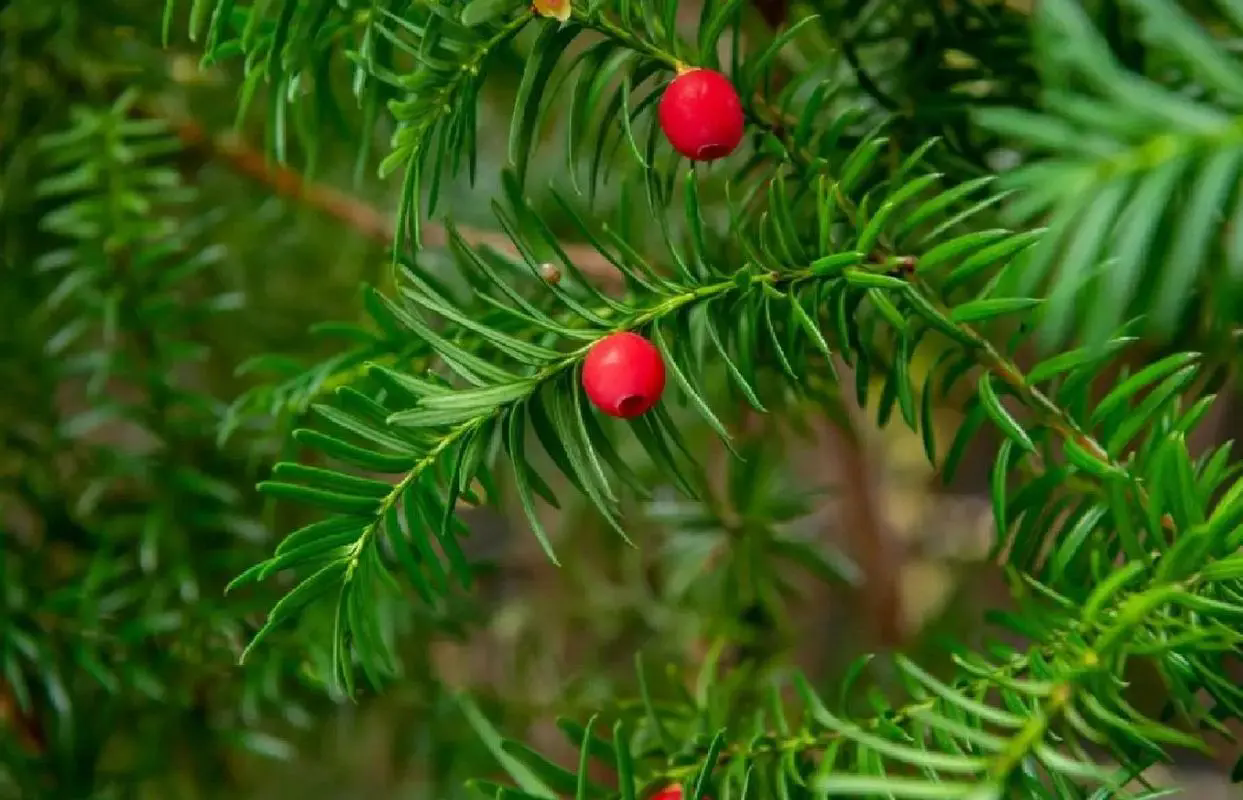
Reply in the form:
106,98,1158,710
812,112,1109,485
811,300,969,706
977,374,1035,453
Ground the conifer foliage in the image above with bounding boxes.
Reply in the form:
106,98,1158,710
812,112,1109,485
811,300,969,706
7,0,1243,795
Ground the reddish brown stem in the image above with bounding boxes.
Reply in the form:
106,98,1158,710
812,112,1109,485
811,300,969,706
745,0,906,649
0,681,45,756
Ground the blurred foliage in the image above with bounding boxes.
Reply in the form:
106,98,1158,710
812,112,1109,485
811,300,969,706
6,0,1243,797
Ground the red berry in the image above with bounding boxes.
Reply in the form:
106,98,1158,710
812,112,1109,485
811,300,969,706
654,787,707,800
582,332,666,418
658,68,745,162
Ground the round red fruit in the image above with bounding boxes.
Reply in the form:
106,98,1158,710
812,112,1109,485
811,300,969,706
653,787,706,800
658,68,745,162
582,332,666,418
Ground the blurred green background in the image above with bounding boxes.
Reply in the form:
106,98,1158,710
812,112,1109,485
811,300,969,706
2,0,1240,797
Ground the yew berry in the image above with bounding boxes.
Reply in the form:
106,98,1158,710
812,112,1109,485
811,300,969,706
653,786,705,800
658,68,745,162
582,332,666,418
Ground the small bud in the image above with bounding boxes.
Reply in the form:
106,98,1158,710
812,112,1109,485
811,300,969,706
539,263,562,285
532,0,571,22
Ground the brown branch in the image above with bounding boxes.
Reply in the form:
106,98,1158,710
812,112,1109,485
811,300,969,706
750,0,790,29
0,681,45,756
825,356,906,649
164,115,625,291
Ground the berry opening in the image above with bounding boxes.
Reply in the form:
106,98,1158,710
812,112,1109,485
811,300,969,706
616,395,646,416
695,143,730,161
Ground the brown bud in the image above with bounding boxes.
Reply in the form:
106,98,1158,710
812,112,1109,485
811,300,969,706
539,263,562,285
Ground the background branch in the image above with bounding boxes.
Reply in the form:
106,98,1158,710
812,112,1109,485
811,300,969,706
742,0,906,649
163,114,626,291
